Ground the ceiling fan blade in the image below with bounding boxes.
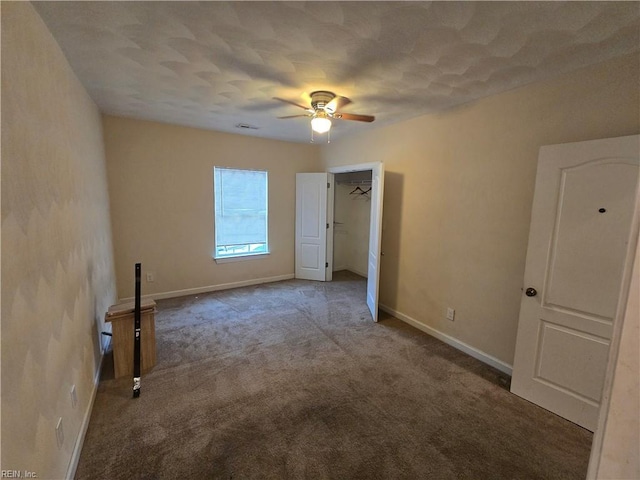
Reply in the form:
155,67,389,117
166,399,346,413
273,97,311,110
335,112,375,123
277,114,311,119
325,95,352,113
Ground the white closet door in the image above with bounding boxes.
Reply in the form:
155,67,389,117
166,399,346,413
367,164,385,321
295,173,329,281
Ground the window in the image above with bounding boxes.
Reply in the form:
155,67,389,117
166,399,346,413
213,167,268,259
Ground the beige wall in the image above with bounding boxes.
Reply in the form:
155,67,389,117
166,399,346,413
103,116,320,299
1,3,117,478
320,54,640,366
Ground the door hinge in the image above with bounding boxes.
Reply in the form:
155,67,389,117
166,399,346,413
327,182,330,188
326,223,329,229
325,262,329,268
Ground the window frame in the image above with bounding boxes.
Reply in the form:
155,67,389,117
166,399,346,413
212,166,269,262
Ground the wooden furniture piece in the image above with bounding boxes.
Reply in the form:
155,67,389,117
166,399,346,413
105,299,157,379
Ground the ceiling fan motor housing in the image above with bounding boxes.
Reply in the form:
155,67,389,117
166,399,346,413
310,91,336,111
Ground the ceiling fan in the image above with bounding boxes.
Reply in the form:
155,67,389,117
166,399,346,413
273,91,375,136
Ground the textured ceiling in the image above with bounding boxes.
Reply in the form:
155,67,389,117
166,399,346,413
33,1,640,143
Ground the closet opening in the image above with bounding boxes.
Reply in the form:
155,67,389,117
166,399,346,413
332,170,373,279
296,162,383,320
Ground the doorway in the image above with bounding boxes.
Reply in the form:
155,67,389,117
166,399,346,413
332,170,372,279
295,162,385,321
328,162,385,321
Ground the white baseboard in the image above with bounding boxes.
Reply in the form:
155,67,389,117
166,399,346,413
333,267,368,278
120,273,295,302
379,303,513,376
66,352,103,480
346,266,368,278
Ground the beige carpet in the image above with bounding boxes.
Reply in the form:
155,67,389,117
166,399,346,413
75,271,592,479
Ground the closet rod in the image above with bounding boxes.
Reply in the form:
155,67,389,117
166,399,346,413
336,180,372,186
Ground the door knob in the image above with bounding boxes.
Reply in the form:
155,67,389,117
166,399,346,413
525,287,537,297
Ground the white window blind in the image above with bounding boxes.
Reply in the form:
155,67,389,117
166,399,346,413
213,167,268,258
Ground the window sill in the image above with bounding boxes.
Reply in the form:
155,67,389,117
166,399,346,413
213,252,270,264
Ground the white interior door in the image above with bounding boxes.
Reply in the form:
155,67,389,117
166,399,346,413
367,164,385,321
511,135,639,431
295,173,329,281
326,173,334,281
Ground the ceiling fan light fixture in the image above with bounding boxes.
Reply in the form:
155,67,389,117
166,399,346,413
311,115,331,134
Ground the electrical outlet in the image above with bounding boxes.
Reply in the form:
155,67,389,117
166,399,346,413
56,417,64,448
446,307,455,321
70,385,78,408
146,273,154,283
